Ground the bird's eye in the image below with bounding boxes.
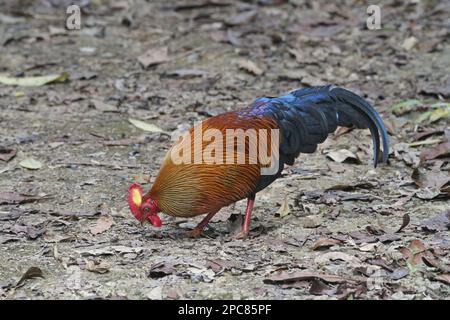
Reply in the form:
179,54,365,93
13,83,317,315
143,207,150,213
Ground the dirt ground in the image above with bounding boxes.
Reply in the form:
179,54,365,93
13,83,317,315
0,0,449,300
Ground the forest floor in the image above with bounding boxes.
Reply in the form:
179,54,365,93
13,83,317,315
0,0,449,300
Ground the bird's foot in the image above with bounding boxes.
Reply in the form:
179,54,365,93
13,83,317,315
232,230,249,240
186,228,204,238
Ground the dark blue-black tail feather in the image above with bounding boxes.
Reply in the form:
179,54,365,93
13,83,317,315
261,85,390,168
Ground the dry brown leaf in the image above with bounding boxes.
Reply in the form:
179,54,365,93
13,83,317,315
238,59,264,76
137,47,169,68
149,261,176,278
435,274,450,285
420,141,450,161
0,147,17,162
264,270,358,284
89,215,114,235
420,211,450,232
411,168,450,199
16,266,44,287
311,238,341,251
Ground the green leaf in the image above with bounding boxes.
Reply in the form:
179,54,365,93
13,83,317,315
0,72,69,87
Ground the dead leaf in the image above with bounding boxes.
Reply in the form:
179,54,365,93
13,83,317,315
0,146,16,162
435,274,450,285
137,47,169,68
302,215,323,228
309,279,336,296
326,149,360,164
16,267,44,287
89,215,114,235
147,286,163,300
315,252,360,264
359,243,378,252
0,192,45,205
0,72,69,87
390,267,409,280
205,259,236,272
275,197,291,218
395,214,410,233
238,59,264,76
411,168,450,199
85,260,110,274
89,99,118,112
149,261,176,278
311,238,341,251
420,141,450,161
264,270,358,285
402,36,418,51
420,211,450,232
129,118,164,133
163,69,209,78
19,158,42,170
326,182,376,192
225,10,257,26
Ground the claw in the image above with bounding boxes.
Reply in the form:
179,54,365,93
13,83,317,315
232,230,249,240
186,228,204,238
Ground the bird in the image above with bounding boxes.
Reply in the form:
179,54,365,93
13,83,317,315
128,85,389,239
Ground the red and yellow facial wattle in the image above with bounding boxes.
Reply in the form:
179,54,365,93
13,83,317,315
128,183,162,227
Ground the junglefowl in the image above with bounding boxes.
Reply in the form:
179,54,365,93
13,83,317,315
128,85,389,238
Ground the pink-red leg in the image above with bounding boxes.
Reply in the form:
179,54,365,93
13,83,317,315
234,195,255,239
187,211,217,238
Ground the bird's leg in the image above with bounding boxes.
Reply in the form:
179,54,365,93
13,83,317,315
187,211,218,238
234,194,255,239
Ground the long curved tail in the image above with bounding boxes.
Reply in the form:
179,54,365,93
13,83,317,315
262,85,390,167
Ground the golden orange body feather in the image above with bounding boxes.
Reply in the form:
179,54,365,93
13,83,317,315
145,110,278,218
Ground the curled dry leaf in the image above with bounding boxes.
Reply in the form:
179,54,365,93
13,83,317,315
237,59,264,76
128,118,164,133
326,149,360,164
275,197,291,218
315,251,360,264
16,267,44,287
435,274,450,285
89,215,114,235
311,238,341,251
395,214,410,233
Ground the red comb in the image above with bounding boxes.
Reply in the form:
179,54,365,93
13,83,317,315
128,183,143,218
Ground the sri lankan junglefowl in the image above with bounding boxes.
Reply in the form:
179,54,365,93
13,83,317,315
128,85,389,238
